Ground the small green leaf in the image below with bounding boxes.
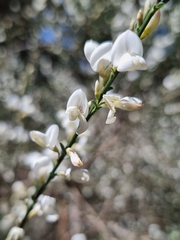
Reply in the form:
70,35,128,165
156,2,164,9
91,99,97,107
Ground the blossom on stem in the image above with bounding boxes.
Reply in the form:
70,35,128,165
111,30,147,72
66,89,89,134
66,148,83,167
30,124,61,153
37,194,59,223
84,40,112,79
103,94,143,124
64,168,90,183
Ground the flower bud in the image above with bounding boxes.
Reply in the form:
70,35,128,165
120,97,143,111
129,19,135,31
137,9,143,26
140,10,161,39
95,77,104,98
66,148,83,167
144,0,151,17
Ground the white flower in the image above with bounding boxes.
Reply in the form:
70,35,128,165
32,156,54,182
111,30,147,72
5,226,24,240
64,168,90,183
30,124,61,153
103,94,143,124
37,194,59,223
66,148,83,167
38,194,56,214
66,89,89,135
84,40,112,78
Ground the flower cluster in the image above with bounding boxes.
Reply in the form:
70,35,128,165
27,29,148,187
84,30,147,79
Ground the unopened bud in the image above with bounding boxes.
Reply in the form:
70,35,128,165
95,77,104,98
144,0,151,17
140,10,161,39
95,80,101,98
66,148,83,167
137,9,143,26
120,97,143,111
129,19,135,31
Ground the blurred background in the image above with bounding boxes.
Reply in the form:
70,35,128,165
0,0,180,239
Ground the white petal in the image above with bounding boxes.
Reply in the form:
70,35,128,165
90,41,112,72
117,53,147,72
77,114,89,135
84,40,99,62
30,131,48,148
46,124,59,150
116,53,135,72
65,168,72,180
103,94,122,110
111,30,143,67
66,148,83,167
67,89,89,117
132,55,147,70
106,110,116,124
120,96,143,111
66,106,80,121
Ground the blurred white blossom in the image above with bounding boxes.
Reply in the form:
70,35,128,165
64,168,90,183
31,156,54,182
5,226,24,240
38,194,58,223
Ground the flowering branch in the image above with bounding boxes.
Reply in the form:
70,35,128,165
6,1,170,238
